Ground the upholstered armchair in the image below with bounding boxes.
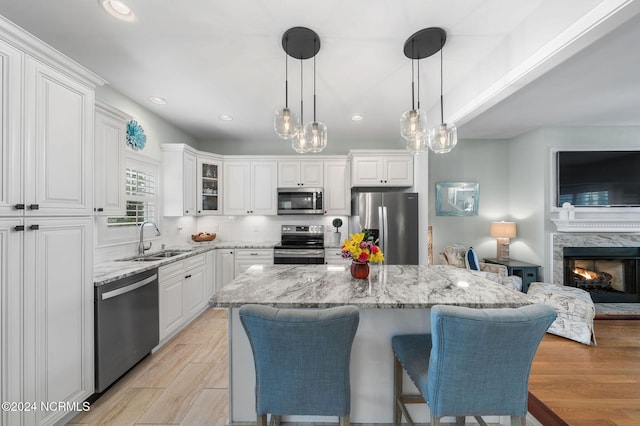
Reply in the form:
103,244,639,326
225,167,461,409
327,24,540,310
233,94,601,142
439,245,523,291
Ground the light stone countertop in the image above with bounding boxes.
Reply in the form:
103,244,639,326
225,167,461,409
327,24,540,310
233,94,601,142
94,240,278,286
210,264,531,309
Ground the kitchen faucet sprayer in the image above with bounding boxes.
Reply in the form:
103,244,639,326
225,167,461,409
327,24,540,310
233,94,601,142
138,220,161,255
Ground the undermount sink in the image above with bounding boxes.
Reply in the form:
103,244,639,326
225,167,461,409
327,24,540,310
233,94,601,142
117,249,192,262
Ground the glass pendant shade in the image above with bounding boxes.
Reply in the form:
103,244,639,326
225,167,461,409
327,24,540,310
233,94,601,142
406,132,429,155
274,107,299,139
291,126,309,153
428,123,458,154
400,109,427,142
302,121,327,153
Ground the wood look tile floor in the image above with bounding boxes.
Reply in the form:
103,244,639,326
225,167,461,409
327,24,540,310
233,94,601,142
69,308,229,425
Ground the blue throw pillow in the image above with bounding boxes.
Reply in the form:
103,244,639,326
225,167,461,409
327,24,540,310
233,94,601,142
465,247,480,271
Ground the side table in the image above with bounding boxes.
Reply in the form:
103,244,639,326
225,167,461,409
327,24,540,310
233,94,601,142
483,258,540,293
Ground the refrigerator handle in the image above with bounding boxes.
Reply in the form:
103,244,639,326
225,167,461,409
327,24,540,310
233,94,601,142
378,206,385,254
383,206,389,255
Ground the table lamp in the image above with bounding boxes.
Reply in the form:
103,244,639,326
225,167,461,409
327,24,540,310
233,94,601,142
490,221,516,261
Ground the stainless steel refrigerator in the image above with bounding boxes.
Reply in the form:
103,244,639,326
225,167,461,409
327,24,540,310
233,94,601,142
350,192,419,265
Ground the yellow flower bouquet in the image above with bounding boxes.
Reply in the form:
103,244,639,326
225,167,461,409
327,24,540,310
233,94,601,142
341,232,384,263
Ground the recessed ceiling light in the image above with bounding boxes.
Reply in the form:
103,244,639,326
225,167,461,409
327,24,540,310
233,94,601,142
99,0,136,22
149,97,167,105
351,115,364,121
218,114,233,121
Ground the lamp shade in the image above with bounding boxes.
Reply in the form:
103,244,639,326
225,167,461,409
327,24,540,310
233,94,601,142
490,222,516,239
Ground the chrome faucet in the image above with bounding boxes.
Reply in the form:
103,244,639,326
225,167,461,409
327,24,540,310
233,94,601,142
138,220,161,255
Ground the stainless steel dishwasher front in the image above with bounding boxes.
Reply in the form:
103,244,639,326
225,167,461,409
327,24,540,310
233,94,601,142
94,268,159,393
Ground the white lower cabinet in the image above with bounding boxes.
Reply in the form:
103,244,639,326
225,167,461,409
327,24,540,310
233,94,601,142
216,249,236,289
159,253,206,341
325,248,349,265
206,249,217,296
234,249,274,276
1,217,93,426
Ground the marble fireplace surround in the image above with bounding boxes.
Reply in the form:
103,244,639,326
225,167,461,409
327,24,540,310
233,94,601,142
552,233,640,286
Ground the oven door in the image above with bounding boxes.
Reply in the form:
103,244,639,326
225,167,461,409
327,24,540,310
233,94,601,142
277,188,323,215
273,248,325,264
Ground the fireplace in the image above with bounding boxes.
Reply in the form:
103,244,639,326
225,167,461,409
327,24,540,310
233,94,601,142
563,247,640,303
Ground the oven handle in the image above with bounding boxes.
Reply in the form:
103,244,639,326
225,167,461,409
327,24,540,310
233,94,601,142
274,249,325,257
101,274,158,301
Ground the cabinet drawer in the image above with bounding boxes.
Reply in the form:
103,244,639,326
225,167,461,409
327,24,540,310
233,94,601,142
184,253,206,270
235,249,273,260
160,260,185,280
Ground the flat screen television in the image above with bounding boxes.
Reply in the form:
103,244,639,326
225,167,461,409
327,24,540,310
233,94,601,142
556,150,640,207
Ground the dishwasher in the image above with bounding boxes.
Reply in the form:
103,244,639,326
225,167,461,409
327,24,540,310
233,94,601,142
95,268,159,393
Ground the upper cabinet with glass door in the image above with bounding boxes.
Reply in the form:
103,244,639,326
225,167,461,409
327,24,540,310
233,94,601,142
197,157,222,215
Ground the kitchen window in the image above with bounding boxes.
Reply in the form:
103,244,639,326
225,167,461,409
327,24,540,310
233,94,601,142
97,155,160,247
108,166,158,227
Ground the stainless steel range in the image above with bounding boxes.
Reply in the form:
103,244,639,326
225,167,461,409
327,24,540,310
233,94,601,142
273,225,325,264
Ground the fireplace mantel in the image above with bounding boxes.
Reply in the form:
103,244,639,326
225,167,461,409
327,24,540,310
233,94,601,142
551,218,640,233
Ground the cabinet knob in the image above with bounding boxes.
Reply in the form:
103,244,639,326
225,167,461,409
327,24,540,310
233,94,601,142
14,204,25,210
29,224,39,230
185,274,192,279
185,210,189,214
14,225,25,231
29,204,39,210
96,207,104,212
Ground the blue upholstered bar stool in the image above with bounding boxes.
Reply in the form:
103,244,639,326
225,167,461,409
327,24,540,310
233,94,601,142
392,304,556,426
239,304,360,426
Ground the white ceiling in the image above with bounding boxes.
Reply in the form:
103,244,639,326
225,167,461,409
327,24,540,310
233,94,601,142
1,0,639,152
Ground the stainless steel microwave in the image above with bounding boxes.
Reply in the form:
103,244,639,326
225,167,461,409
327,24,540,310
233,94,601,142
277,188,324,215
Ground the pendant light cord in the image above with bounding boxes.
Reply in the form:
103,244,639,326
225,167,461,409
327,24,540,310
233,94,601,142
416,51,420,110
440,45,444,124
410,39,415,111
313,38,317,122
299,57,304,125
284,37,289,108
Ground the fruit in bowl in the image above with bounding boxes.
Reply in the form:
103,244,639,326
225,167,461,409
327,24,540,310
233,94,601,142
191,232,216,242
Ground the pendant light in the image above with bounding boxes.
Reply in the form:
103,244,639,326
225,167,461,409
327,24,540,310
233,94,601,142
301,37,327,153
428,37,458,154
278,27,326,154
401,28,447,154
274,35,299,139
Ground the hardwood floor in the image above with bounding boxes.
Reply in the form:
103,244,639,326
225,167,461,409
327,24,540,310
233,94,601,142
68,308,229,425
529,320,640,426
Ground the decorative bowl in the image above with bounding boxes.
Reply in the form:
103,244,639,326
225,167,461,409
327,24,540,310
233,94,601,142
191,232,216,242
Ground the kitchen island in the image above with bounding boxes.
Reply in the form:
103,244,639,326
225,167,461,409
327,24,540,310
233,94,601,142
211,264,531,424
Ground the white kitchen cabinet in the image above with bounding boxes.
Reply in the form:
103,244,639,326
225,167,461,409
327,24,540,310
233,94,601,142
277,160,324,187
162,144,197,216
0,217,93,426
184,254,206,319
0,40,23,217
325,248,349,265
216,248,236,289
0,20,101,426
25,57,95,216
350,151,414,187
234,248,274,276
205,249,217,296
159,253,207,341
0,55,94,217
197,156,222,215
223,160,277,215
324,159,351,215
94,101,128,216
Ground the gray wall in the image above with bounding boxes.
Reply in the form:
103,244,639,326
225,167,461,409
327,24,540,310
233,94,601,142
95,85,197,162
508,126,640,281
428,139,510,263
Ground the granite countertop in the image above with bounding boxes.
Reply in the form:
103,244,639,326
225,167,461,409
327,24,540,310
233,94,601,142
94,240,278,287
210,264,531,309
